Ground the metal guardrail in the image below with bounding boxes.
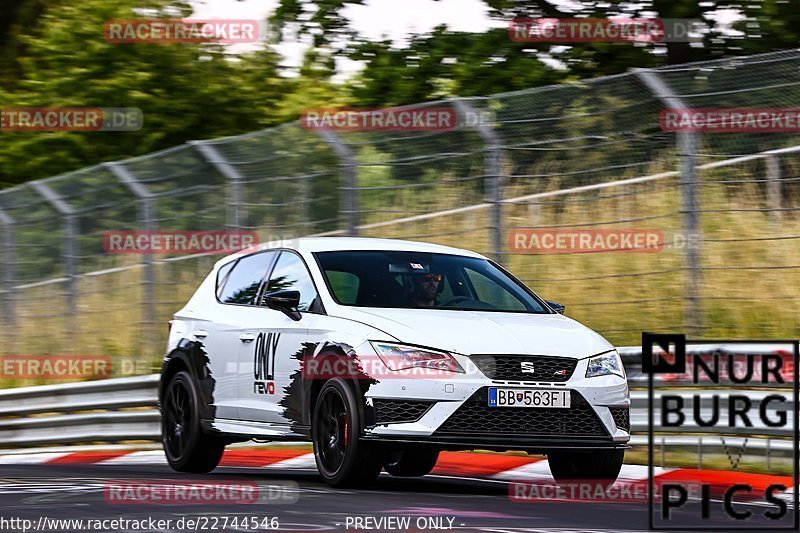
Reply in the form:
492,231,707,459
0,347,794,450
0,375,159,447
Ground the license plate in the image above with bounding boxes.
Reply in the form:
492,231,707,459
488,388,571,408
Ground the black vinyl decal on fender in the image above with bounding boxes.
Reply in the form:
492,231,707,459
280,341,380,433
163,338,217,423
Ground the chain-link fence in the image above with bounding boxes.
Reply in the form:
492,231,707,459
2,49,800,378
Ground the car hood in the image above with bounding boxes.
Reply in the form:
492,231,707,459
332,307,613,358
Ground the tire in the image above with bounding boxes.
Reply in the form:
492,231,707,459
547,449,624,487
384,448,439,477
311,379,384,487
162,370,225,473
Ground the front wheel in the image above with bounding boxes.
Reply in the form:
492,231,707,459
547,449,624,487
311,379,384,487
162,370,225,473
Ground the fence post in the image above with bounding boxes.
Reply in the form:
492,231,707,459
28,181,78,346
452,99,504,264
106,163,156,354
766,437,771,470
0,208,15,349
190,141,244,231
317,130,359,236
698,437,703,469
766,155,782,222
635,69,702,335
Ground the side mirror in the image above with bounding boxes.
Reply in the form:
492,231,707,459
545,300,566,314
264,290,302,321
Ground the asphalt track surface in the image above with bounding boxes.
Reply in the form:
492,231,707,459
0,461,792,533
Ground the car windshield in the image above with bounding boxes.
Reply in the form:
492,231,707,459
315,250,550,313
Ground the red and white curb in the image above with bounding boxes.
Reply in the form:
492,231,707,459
0,447,793,499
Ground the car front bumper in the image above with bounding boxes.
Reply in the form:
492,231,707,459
361,350,630,452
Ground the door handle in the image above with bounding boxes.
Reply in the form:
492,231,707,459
239,333,256,343
192,330,208,339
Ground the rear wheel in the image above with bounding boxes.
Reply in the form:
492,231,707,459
547,449,624,488
312,379,384,487
162,370,225,473
384,448,439,477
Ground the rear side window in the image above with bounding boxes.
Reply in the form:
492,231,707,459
215,260,237,300
218,251,276,305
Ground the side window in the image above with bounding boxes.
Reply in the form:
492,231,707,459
326,271,360,305
216,260,237,300
218,252,276,305
464,268,527,311
264,252,318,312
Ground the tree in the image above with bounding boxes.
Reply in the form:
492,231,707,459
349,27,565,106
0,0,286,187
0,0,56,89
271,0,800,96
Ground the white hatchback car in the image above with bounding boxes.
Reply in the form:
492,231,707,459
161,237,630,487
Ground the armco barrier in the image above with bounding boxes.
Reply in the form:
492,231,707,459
0,375,159,446
0,348,794,456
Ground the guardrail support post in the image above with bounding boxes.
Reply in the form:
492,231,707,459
766,155,782,222
635,69,702,335
29,181,78,348
453,99,504,264
766,437,771,470
0,208,15,350
698,437,703,469
106,163,156,354
318,130,359,236
191,142,245,231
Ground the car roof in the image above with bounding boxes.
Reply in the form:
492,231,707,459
215,237,485,268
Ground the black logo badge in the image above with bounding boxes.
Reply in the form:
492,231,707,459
642,332,686,374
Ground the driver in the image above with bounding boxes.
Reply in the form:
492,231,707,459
407,271,442,308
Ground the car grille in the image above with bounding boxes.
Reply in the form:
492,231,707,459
373,399,434,424
610,407,630,431
468,354,578,382
435,388,607,437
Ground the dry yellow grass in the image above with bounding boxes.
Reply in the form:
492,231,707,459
4,162,799,386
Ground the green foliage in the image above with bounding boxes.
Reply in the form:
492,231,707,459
0,0,299,187
349,27,566,105
272,0,800,106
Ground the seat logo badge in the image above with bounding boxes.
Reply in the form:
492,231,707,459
520,361,535,373
554,369,567,376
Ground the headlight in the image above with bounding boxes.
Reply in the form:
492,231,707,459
585,350,625,378
370,342,465,373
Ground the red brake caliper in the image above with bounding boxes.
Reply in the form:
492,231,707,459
343,415,349,446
